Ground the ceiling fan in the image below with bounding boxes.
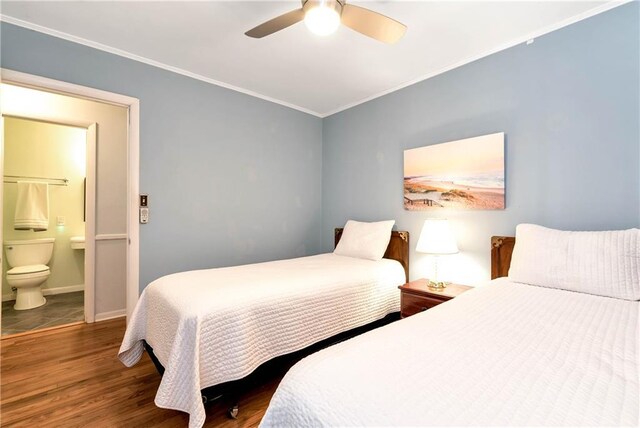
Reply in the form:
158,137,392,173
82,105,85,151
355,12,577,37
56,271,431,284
245,0,407,44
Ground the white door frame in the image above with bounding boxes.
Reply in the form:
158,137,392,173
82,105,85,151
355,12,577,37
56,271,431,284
1,68,140,322
85,124,97,322
0,116,4,332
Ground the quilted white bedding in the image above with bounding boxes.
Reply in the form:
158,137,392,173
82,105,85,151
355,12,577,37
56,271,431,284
118,253,405,428
261,278,640,427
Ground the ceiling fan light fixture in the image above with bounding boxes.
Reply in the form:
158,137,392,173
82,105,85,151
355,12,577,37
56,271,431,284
303,0,342,37
245,0,406,44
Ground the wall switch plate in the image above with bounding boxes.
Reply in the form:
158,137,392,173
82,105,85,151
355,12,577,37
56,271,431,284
57,216,66,226
140,194,148,207
140,207,149,224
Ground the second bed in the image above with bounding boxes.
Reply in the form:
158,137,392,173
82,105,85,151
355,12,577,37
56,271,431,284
261,225,640,427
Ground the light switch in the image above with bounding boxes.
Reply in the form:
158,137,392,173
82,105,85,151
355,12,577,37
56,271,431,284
57,216,66,226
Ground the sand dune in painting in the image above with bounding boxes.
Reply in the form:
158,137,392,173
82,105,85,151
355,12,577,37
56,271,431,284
404,178,504,210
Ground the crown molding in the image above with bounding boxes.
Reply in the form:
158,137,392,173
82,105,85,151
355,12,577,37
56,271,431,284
0,14,323,118
1,0,630,119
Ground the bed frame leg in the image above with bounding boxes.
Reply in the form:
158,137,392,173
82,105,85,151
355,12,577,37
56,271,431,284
227,404,239,419
200,391,238,419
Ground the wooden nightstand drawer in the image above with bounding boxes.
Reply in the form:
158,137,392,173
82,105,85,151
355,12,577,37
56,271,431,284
398,280,472,318
400,293,445,318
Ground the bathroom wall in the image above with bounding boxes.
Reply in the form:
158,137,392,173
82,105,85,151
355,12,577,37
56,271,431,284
2,117,86,299
2,85,129,319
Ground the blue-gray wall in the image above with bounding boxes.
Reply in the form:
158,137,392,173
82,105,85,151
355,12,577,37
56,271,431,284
2,2,638,289
0,22,324,290
322,3,639,283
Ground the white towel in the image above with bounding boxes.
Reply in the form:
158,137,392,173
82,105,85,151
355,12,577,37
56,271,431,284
14,181,49,231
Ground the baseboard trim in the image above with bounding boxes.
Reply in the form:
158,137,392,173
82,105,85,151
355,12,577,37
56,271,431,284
43,284,84,296
2,284,84,302
95,309,126,322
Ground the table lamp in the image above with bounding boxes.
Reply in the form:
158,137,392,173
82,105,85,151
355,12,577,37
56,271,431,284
416,218,459,291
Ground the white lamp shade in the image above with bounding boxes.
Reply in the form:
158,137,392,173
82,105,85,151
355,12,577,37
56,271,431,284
416,219,459,255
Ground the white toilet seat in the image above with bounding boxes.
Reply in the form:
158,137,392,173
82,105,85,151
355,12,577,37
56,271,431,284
7,264,50,279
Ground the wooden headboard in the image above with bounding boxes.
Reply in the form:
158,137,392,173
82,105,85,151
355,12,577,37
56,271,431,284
491,236,515,279
335,228,410,283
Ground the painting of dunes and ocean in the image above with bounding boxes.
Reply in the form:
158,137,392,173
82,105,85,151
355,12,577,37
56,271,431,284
404,133,505,210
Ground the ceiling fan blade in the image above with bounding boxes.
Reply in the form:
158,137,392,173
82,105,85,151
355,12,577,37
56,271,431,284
341,4,406,44
245,8,305,38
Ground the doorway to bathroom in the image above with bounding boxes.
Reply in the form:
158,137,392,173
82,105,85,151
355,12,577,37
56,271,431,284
1,116,95,336
0,71,140,337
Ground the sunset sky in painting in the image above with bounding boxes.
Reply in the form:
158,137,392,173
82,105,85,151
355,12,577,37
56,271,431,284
404,133,504,177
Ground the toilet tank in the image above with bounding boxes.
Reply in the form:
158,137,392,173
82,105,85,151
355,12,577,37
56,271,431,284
4,238,55,268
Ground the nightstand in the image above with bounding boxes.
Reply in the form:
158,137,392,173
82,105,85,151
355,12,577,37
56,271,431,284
398,279,472,318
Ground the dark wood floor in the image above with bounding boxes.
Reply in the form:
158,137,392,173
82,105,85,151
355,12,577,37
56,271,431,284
0,318,284,427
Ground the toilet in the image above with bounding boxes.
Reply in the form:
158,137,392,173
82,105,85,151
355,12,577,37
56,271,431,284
4,238,55,310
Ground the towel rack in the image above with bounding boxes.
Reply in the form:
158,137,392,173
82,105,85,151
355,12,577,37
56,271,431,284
3,175,69,186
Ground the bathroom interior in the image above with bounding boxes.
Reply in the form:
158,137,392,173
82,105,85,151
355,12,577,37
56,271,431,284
2,116,87,336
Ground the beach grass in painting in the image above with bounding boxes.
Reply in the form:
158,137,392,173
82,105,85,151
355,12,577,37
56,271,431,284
404,133,505,210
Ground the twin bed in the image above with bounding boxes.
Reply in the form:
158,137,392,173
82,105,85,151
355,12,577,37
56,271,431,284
120,222,639,427
119,224,409,427
263,278,639,426
262,224,640,427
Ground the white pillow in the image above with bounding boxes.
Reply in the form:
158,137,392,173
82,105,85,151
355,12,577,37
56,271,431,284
508,224,640,301
334,220,396,261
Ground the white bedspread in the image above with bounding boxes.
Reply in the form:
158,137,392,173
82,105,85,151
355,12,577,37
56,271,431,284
118,253,405,427
261,278,640,427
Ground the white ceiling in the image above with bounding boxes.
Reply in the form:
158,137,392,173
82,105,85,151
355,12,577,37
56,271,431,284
0,1,621,117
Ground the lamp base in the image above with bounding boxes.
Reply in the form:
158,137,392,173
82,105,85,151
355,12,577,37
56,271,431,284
428,280,448,291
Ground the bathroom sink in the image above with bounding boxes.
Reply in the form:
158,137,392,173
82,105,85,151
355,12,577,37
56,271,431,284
70,236,85,250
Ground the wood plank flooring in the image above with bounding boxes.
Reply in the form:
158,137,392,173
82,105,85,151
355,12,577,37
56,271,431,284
0,319,284,427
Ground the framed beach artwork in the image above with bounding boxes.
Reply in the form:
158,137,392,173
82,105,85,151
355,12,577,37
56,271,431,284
403,133,505,210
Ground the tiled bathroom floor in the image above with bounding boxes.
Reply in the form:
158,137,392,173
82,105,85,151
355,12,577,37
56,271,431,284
1,291,84,336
